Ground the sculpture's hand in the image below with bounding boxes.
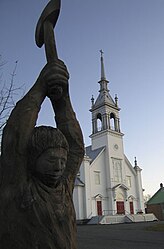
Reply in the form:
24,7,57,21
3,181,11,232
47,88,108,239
41,59,69,101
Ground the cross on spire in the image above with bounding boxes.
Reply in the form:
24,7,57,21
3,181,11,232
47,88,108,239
100,49,104,57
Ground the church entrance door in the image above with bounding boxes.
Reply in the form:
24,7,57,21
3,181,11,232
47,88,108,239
116,201,125,214
97,201,102,216
130,201,134,214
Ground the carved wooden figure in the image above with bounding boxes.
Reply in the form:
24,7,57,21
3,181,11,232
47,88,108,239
0,1,84,248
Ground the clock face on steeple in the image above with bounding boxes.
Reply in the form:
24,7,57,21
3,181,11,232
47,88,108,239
114,144,119,150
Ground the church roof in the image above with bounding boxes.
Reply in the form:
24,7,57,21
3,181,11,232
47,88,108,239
124,155,137,175
147,184,164,205
85,145,105,163
74,177,85,187
94,90,116,108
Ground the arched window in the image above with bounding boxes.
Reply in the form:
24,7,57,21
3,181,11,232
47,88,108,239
97,113,102,131
110,113,116,130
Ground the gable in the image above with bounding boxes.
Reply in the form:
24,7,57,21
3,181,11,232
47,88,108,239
113,183,129,191
147,187,164,205
124,155,136,176
85,145,105,163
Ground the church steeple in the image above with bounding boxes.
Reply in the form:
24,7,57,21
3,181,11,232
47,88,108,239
98,50,109,93
100,50,106,80
90,51,122,137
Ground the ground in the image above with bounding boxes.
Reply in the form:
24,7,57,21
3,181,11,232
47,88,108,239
77,221,164,249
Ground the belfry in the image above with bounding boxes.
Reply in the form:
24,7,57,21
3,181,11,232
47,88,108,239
90,50,122,149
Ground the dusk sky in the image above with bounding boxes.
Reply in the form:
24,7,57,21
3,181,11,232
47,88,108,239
0,0,164,196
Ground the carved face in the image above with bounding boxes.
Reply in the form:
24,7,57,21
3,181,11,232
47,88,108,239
35,147,67,186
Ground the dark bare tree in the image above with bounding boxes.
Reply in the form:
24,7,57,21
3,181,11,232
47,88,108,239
0,56,24,138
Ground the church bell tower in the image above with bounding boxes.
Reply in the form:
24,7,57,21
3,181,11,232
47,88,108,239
90,50,124,152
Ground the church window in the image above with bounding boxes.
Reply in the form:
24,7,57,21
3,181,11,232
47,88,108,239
97,113,102,131
94,171,101,185
113,159,122,182
126,176,131,187
110,113,116,130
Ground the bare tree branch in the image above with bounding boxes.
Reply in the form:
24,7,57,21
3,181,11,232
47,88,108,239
0,57,24,139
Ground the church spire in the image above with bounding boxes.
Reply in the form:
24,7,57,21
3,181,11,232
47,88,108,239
98,50,109,92
100,49,106,80
90,51,122,136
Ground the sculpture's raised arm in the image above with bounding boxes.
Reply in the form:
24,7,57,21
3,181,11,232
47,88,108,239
47,60,84,185
1,66,48,186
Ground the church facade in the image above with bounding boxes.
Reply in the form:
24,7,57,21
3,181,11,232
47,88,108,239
73,52,145,220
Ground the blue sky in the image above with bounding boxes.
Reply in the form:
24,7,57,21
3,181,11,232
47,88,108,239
0,0,164,196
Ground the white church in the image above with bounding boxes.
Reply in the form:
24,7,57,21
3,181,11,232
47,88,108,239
73,51,146,223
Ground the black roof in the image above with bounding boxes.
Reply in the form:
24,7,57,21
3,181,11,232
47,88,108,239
85,145,105,163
